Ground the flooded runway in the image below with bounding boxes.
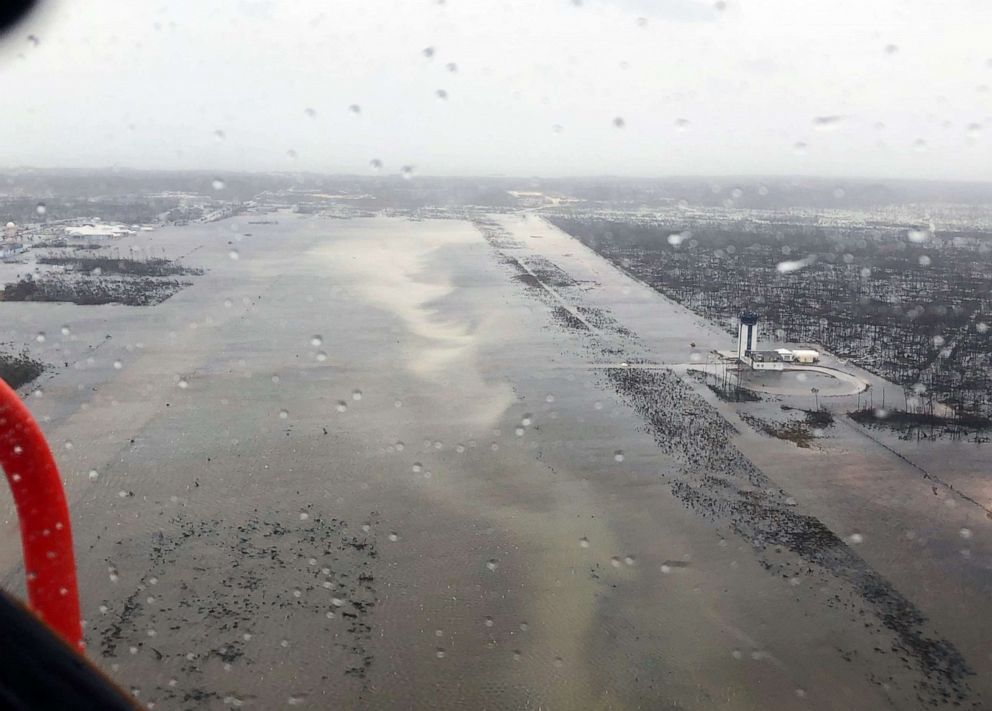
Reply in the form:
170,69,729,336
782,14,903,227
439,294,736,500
1,213,989,709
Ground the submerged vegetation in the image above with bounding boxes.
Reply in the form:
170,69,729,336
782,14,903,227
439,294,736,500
0,347,46,389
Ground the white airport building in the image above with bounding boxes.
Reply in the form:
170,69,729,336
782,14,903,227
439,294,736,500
736,312,819,370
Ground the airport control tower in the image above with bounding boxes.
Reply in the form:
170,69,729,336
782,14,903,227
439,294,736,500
738,312,759,360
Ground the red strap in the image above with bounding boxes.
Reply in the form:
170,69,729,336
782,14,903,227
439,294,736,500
0,377,82,649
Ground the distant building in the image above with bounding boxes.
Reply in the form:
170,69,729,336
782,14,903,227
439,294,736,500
737,312,819,369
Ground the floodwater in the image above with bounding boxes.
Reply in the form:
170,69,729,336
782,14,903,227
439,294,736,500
1,212,989,709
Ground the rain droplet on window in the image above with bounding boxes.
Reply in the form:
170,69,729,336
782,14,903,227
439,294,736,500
310,335,323,347
348,104,361,114
336,401,348,412
422,46,435,58
304,107,316,118
352,389,363,401
446,62,457,72
401,165,415,180
613,116,626,129
848,533,864,544
884,43,899,54
369,158,382,171
913,138,927,152
35,332,46,343
435,89,448,100
88,469,99,480
812,115,844,130
35,203,46,216
211,178,225,191
279,409,289,419
229,249,240,260
614,450,624,462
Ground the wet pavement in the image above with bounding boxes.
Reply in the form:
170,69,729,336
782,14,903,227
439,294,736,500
1,212,989,709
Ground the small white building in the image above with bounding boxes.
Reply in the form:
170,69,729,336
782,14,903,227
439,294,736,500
736,312,820,368
790,349,820,364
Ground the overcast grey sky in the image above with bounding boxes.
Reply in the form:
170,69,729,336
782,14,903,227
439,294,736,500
1,0,990,179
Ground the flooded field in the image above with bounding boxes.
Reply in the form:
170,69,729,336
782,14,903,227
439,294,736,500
1,213,989,710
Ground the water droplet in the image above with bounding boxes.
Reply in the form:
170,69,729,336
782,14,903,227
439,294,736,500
113,360,123,370
422,46,435,58
229,249,240,260
776,255,815,273
214,129,226,141
614,450,624,462
514,427,525,437
177,378,188,389
918,255,931,267
60,325,71,336
286,149,298,160
848,533,864,544
613,116,626,129
35,203,46,216
388,532,400,542
352,389,363,401
812,115,844,130
299,512,309,521
907,229,930,243
960,528,973,539
913,138,927,152
793,141,808,155
336,401,348,413
212,178,225,191
545,394,555,403
435,89,448,100
315,351,327,362
369,158,382,171
279,409,289,419
304,107,316,118
401,165,415,180
884,43,899,54
35,332,46,343
348,104,361,114
446,62,457,72
486,559,499,571
88,469,99,480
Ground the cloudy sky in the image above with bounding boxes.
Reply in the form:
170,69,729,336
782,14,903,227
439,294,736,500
1,0,990,179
